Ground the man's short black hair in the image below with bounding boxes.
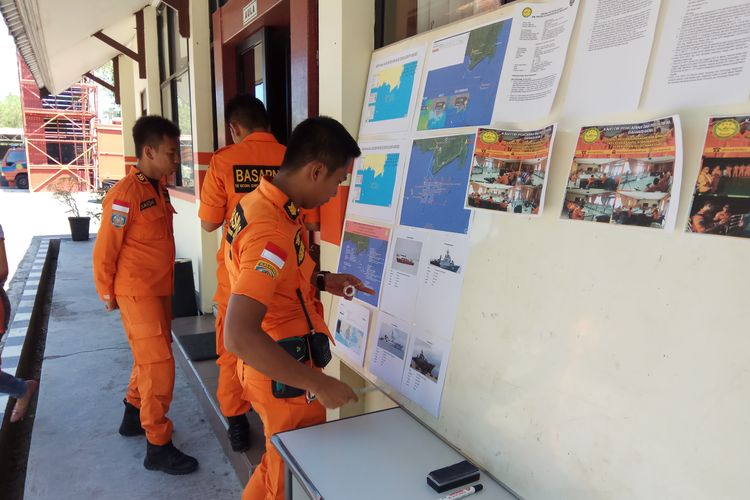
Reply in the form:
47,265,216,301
281,116,361,174
133,115,180,159
225,94,269,131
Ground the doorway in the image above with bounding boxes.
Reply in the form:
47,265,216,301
237,27,291,144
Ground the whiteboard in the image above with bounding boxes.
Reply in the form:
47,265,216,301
329,1,750,499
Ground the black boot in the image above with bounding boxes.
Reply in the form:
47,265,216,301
143,441,199,475
227,414,251,452
118,399,145,437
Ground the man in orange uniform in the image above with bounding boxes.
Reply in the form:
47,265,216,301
198,95,286,451
224,117,372,500
93,116,198,475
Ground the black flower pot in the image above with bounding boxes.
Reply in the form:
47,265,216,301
68,216,91,241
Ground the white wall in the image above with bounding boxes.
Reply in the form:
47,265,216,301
319,0,750,499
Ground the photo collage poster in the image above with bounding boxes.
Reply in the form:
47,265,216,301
561,116,683,230
686,116,750,239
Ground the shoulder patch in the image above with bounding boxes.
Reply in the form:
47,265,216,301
134,171,148,183
226,203,248,245
111,213,127,228
254,260,279,279
294,230,305,265
232,165,279,193
284,200,300,221
140,198,157,211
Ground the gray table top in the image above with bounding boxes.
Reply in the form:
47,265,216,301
272,407,519,500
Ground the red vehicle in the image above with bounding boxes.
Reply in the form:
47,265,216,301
1,147,28,189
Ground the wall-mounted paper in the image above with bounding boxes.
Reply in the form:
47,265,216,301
561,116,683,230
347,141,409,224
645,0,750,110
686,115,750,239
465,125,557,216
332,299,371,367
565,0,660,118
359,45,427,136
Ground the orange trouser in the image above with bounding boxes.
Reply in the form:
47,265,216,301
240,376,326,500
118,295,175,446
215,295,253,417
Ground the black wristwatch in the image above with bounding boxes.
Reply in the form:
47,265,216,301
315,271,330,291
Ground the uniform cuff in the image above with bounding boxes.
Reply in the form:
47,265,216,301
198,203,225,224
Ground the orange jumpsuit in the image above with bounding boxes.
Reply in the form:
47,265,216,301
93,167,176,445
225,177,328,500
198,132,286,417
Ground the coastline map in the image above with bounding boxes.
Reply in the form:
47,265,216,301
418,19,512,130
400,134,474,234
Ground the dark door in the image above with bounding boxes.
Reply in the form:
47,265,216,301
237,27,291,144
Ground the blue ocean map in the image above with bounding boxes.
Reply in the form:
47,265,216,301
368,61,418,122
337,232,388,307
354,153,399,208
400,135,474,234
418,19,512,130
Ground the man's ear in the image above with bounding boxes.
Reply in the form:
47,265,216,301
143,144,155,161
309,160,327,181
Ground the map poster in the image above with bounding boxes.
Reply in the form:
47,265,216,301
465,125,556,216
561,116,683,231
347,141,409,224
359,44,426,136
417,18,512,131
332,298,371,368
336,221,391,307
400,333,451,417
400,133,474,234
686,116,750,239
368,312,411,391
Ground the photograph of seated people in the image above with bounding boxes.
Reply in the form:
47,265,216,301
467,184,541,214
470,157,547,188
611,192,669,228
561,191,616,223
688,197,750,238
694,158,750,197
567,160,621,192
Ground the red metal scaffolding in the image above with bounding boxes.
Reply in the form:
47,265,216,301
19,56,98,192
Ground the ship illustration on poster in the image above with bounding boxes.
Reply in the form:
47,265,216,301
429,248,460,273
411,350,436,376
377,326,407,359
395,254,415,266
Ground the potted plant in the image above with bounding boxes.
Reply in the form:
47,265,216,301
52,176,100,241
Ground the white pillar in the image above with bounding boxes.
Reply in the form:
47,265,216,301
318,0,375,420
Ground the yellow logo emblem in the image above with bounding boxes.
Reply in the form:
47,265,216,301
294,230,305,265
713,118,740,139
522,7,532,17
479,130,499,144
582,128,600,144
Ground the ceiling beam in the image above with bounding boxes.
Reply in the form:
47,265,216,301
92,9,146,79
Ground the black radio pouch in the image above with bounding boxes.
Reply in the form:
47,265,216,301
270,289,332,399
271,336,308,398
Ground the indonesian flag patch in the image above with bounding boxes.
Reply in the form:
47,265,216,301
260,242,287,269
112,199,130,213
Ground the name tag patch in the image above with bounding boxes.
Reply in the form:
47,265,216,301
140,198,157,210
233,165,279,193
254,260,279,279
